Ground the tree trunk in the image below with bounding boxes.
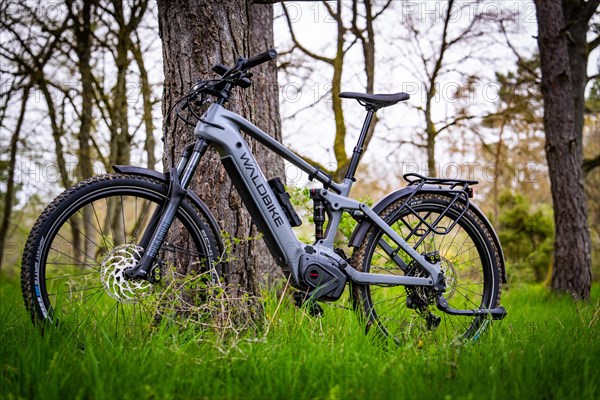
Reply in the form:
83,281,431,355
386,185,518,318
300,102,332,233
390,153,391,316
157,0,283,303
73,0,95,262
534,0,592,299
562,0,591,143
131,33,156,169
74,0,94,181
0,87,30,270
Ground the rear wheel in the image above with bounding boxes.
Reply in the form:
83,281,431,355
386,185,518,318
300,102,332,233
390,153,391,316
21,174,221,335
351,193,501,345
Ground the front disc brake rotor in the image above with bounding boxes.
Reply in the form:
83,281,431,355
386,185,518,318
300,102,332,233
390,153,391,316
100,244,152,303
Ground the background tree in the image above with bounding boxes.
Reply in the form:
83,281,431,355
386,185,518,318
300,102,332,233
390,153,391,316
388,0,508,177
280,0,391,181
533,0,599,299
476,58,548,224
0,0,160,269
157,0,284,301
498,191,554,283
583,79,600,279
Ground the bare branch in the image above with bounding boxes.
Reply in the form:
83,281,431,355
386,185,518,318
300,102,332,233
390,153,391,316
500,20,540,80
321,0,341,23
582,0,600,22
290,151,334,174
589,35,600,52
436,114,480,135
583,154,600,175
372,0,393,21
282,3,334,65
283,92,330,120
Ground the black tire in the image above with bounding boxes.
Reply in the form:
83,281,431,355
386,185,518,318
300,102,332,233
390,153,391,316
21,174,221,334
351,193,502,345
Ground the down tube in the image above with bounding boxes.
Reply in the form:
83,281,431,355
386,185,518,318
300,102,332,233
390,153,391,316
219,153,304,282
195,115,303,283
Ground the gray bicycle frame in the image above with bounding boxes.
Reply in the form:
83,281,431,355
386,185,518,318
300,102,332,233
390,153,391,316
196,103,441,287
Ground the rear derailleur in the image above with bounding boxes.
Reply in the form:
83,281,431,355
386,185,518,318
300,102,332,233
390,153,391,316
405,251,443,330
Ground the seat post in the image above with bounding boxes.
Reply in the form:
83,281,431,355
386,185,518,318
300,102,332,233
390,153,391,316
344,108,375,181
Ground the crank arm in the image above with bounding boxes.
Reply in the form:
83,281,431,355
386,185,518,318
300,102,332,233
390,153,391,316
436,294,507,320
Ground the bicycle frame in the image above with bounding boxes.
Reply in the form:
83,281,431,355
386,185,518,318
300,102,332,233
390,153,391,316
188,103,442,289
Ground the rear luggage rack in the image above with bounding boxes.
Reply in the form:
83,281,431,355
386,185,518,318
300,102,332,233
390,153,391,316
394,173,479,248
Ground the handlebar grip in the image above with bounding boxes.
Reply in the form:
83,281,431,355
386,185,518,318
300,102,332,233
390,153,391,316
244,49,277,70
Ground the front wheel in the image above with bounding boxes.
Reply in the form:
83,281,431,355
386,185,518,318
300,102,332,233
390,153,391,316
351,193,502,345
21,174,221,335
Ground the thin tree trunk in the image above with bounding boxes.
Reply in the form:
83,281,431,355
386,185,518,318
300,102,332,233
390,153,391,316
131,33,156,169
534,0,592,299
157,0,283,308
331,0,348,181
0,87,31,270
74,0,95,262
75,0,94,181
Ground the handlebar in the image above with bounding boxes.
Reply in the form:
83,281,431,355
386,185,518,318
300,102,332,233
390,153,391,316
183,49,278,109
242,49,277,70
169,49,278,129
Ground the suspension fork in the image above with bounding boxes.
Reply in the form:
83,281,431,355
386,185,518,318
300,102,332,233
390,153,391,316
125,139,210,281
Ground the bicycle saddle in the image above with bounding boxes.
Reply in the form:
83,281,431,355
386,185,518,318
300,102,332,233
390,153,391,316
339,92,410,110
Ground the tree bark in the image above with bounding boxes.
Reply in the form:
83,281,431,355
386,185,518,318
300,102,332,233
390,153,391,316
157,0,284,302
534,0,592,299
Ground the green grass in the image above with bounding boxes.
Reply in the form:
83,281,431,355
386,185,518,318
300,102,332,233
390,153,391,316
1,277,598,400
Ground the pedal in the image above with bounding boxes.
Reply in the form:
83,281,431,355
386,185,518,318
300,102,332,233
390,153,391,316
293,292,324,317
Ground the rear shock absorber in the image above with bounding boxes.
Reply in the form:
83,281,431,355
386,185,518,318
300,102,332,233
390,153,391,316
310,189,326,241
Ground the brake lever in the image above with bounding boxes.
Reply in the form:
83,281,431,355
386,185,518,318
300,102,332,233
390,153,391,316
236,72,253,89
212,64,228,76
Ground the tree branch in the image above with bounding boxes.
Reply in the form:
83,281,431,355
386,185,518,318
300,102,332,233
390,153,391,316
282,3,334,65
321,0,341,24
372,0,393,20
583,154,600,175
500,20,540,80
436,114,480,135
582,0,600,22
290,151,334,174
589,35,600,52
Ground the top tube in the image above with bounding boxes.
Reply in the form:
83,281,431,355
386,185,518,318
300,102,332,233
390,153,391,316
199,104,354,196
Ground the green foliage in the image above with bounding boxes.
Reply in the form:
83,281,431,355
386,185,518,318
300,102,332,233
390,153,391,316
586,79,600,114
1,276,598,399
287,185,373,246
498,191,554,283
484,57,542,130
